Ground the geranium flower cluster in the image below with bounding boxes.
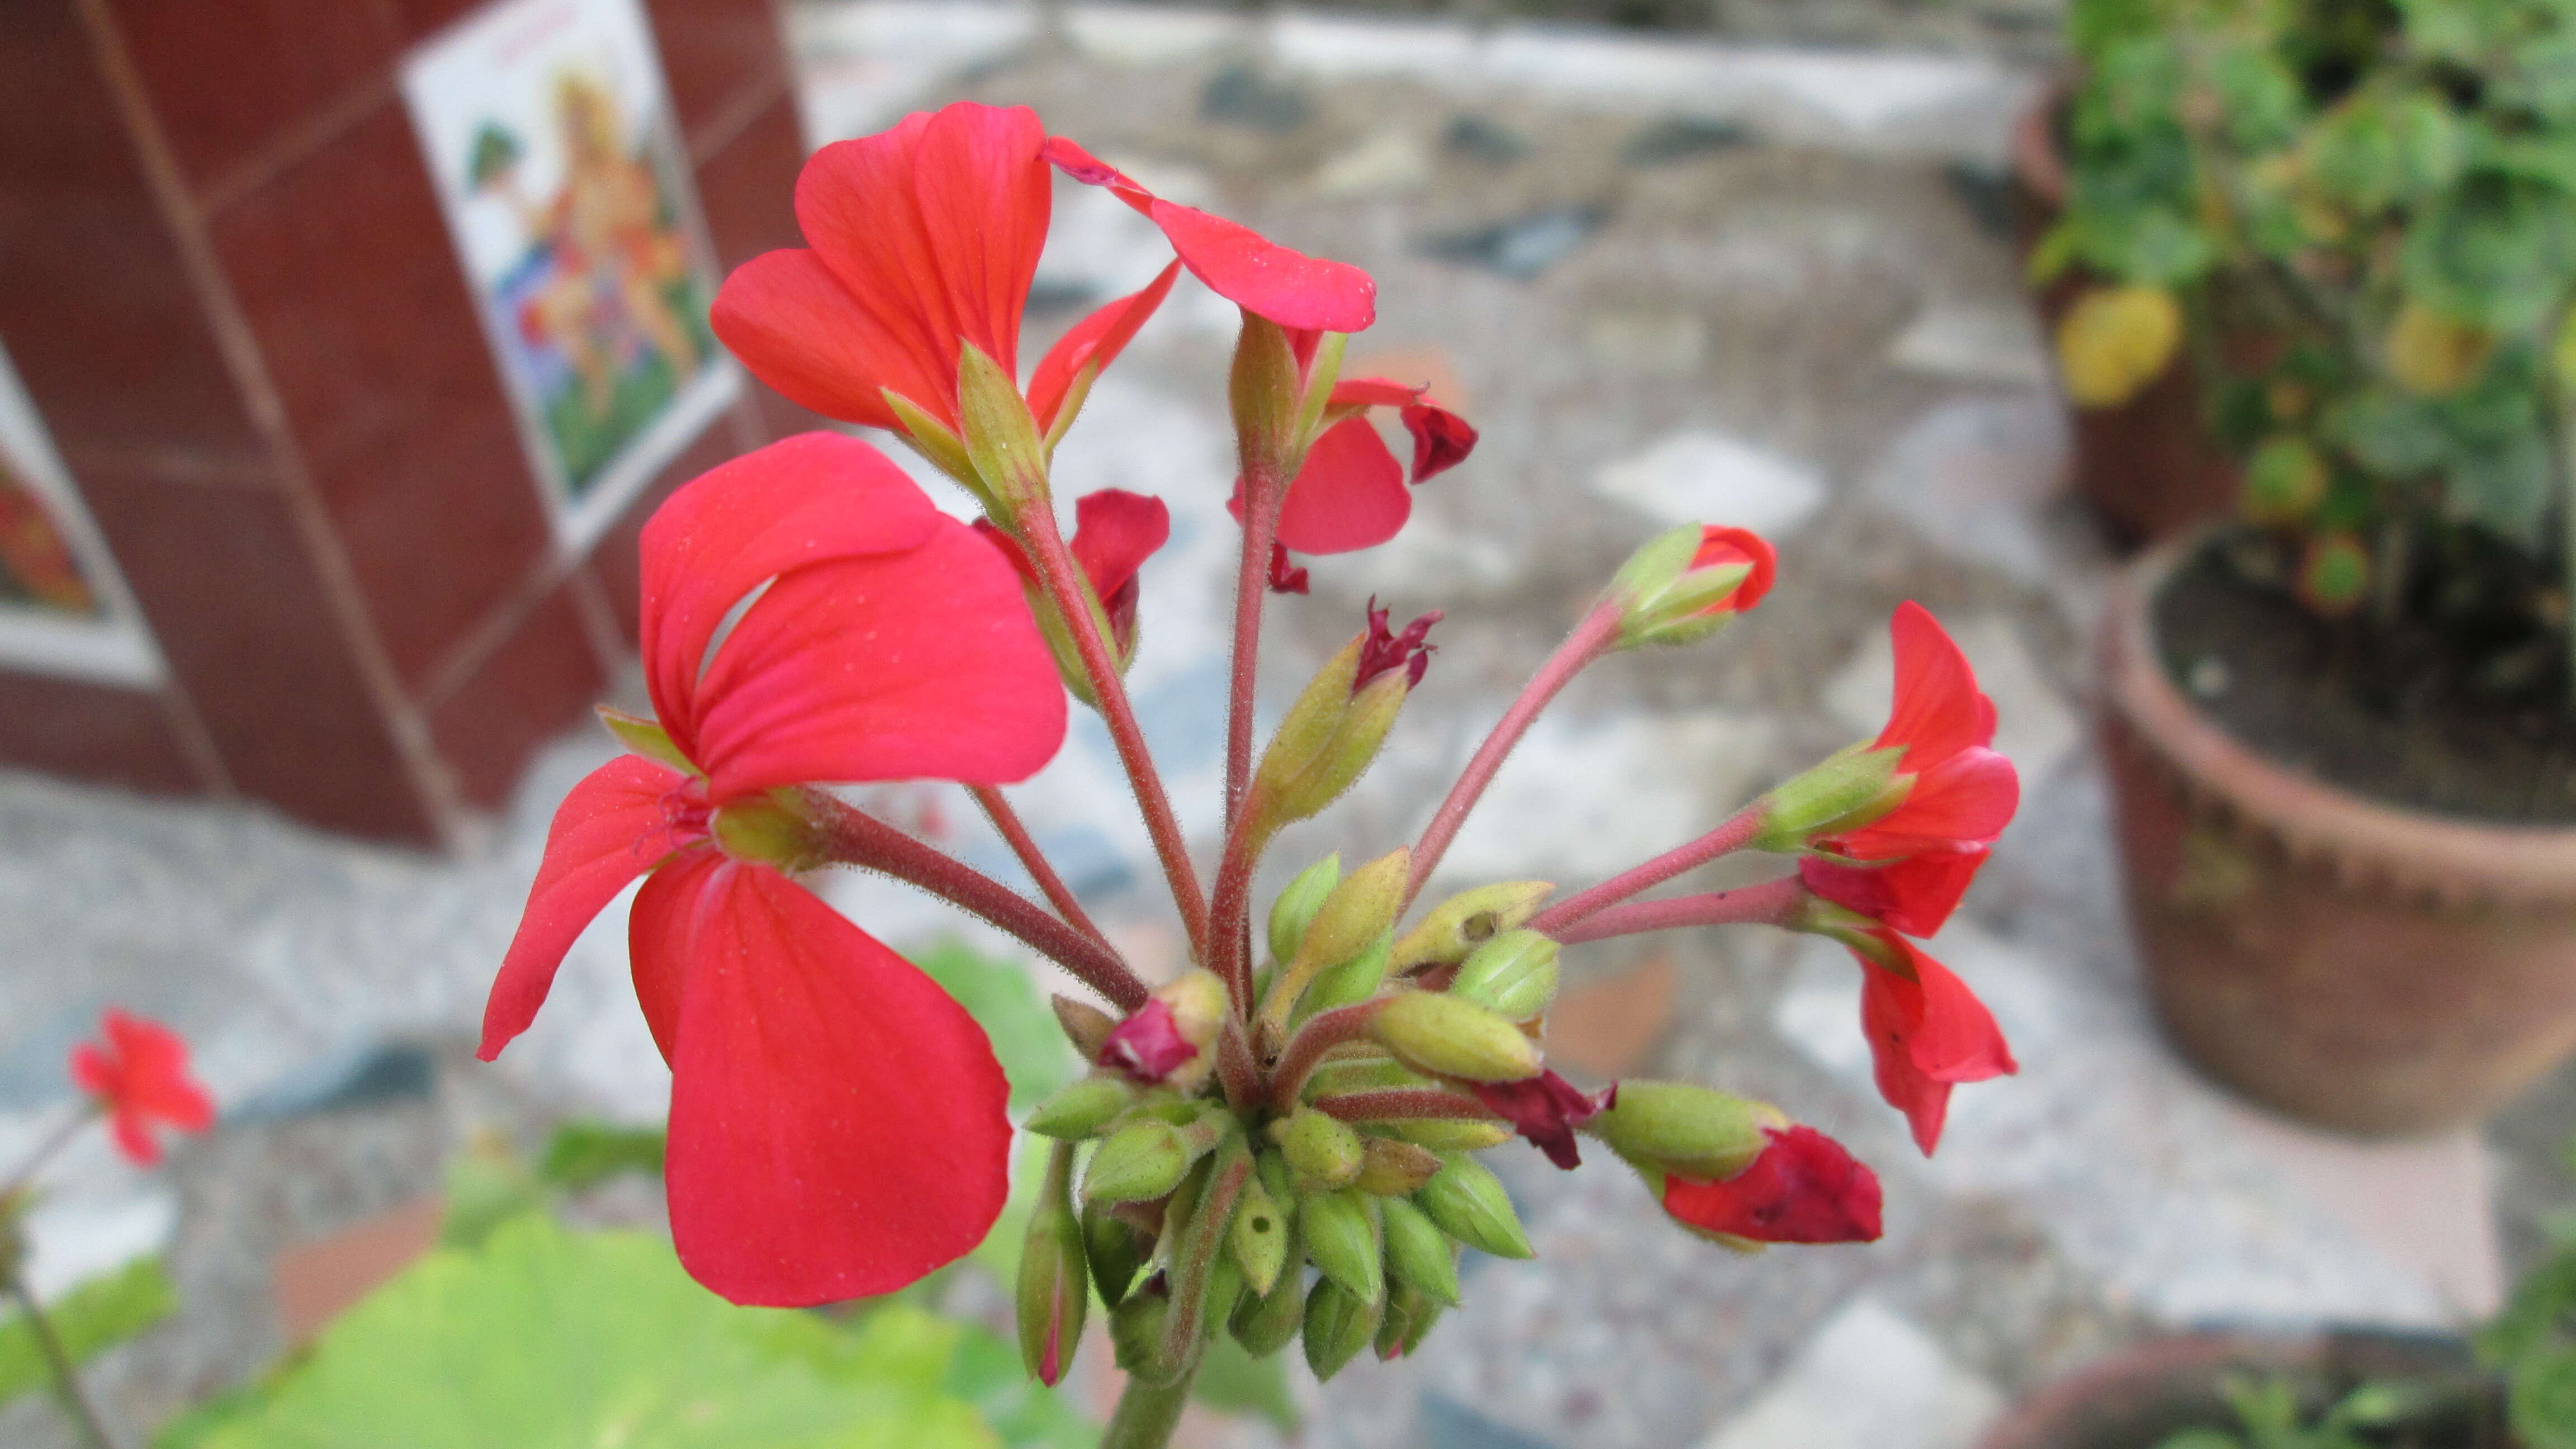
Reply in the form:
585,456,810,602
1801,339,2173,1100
482,102,2019,1442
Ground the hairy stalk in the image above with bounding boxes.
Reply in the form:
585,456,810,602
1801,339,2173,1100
1268,1000,1393,1110
1210,463,1285,1009
0,1104,97,1204
967,784,1111,948
1545,876,1810,945
1311,1088,1504,1123
10,1282,114,1449
1407,600,1622,907
1217,1019,1261,1115
1102,1370,1195,1449
1527,801,1771,935
801,790,1149,1011
1016,503,1212,965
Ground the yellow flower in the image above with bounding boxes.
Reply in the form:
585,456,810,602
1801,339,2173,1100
2056,285,2185,409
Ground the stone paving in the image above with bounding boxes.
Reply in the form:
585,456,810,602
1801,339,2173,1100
4,6,2571,1446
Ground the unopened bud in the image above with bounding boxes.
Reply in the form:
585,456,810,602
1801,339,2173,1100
1391,882,1554,970
1249,644,1413,836
1380,1197,1461,1306
1450,930,1560,1020
1376,1282,1443,1361
1015,1145,1089,1386
956,341,1049,509
1303,1277,1382,1381
1305,851,1409,968
1608,523,1775,648
1110,1288,1183,1385
1748,744,1908,852
1268,855,1342,967
1084,1201,1148,1307
1026,1076,1137,1139
1086,1120,1195,1205
1300,1188,1384,1304
1414,1152,1533,1258
1232,314,1308,485
1278,1108,1365,1189
1372,991,1545,1082
1229,1249,1306,1356
1230,1175,1291,1296
1304,1056,1427,1098
1592,1081,1777,1181
1105,968,1228,1092
1053,996,1117,1062
1353,1138,1443,1196
1376,1117,1513,1152
1300,930,1393,1020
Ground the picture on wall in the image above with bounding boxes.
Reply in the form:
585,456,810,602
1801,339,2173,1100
0,340,163,686
401,0,738,549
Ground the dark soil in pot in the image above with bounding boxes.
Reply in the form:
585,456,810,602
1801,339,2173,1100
2154,531,2576,824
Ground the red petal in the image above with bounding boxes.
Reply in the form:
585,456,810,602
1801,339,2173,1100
711,249,912,430
628,847,725,1068
1471,1071,1611,1170
1273,416,1408,555
480,755,694,1060
972,517,1039,588
638,433,943,749
1040,135,1154,212
1661,1126,1882,1243
108,1109,160,1167
1692,526,1776,613
1267,542,1310,595
1835,747,2019,859
792,115,968,424
1028,262,1181,432
1400,404,1478,484
664,863,1012,1305
908,103,1050,377
1876,602,1995,766
1327,377,1424,409
1069,489,1171,604
1859,964,1953,1154
1884,935,2018,1086
688,518,1067,800
1148,200,1377,333
69,1040,115,1099
1798,849,1986,938
1100,1000,1196,1082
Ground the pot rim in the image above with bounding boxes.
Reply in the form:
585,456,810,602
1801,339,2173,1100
2106,528,2576,908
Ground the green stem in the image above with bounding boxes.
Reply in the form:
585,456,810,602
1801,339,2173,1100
1101,1368,1196,1449
10,1282,115,1449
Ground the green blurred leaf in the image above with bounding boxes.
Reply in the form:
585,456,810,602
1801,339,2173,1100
910,940,1078,1112
944,1322,1100,1449
1190,1330,1299,1434
2449,427,2555,547
2402,178,2576,330
0,1257,177,1408
2484,1241,2576,1367
2513,1343,2576,1449
537,1121,667,1192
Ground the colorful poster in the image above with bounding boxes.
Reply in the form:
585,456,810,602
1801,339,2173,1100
0,341,162,686
401,0,738,549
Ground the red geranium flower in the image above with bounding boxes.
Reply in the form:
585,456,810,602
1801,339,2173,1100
1661,1125,1882,1244
713,103,1180,436
1798,847,1987,939
1834,602,2018,860
69,1010,213,1167
1844,930,2016,1156
1040,136,1375,334
1262,376,1479,560
479,433,1067,1307
974,487,1171,663
1690,525,1775,615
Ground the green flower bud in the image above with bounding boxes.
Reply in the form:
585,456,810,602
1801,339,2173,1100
956,340,1049,510
1374,1117,1513,1152
1371,991,1545,1082
1026,1076,1137,1139
1391,881,1555,971
1414,1152,1533,1259
1379,1197,1461,1306
1015,1144,1088,1386
1230,1175,1291,1296
1300,1188,1384,1304
1748,744,1908,851
1085,1120,1192,1205
1590,1081,1777,1180
1232,314,1309,485
1449,929,1560,1021
1303,1277,1382,1382
1273,671,1407,825
1268,855,1342,968
1110,1290,1185,1385
1299,849,1412,974
1299,930,1393,1021
1083,1200,1148,1308
1304,1056,1427,1098
1229,1257,1306,1357
1249,638,1360,823
1204,1252,1246,1339
1354,1137,1444,1197
1278,1107,1365,1189
1607,523,1764,648
1248,647,1413,839
1376,1281,1445,1361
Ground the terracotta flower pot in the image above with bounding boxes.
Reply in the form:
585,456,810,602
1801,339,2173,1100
2101,535,2576,1136
2012,93,2242,548
1974,1330,2492,1449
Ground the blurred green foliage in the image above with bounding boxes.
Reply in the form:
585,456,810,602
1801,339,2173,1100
0,1256,177,1409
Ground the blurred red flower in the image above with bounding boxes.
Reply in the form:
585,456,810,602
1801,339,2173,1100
69,1010,212,1167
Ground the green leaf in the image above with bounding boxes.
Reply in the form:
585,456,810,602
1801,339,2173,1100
2150,1431,2244,1449
2326,386,2454,473
944,1323,1099,1449
0,1257,177,1408
910,940,1078,1112
1189,1330,1299,1434
2447,428,2555,548
2513,1343,2576,1449
2309,89,2464,214
2401,178,2576,331
2484,1242,2576,1367
193,1216,1005,1449
537,1121,667,1192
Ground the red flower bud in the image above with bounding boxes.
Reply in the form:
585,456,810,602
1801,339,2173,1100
1661,1125,1882,1244
1101,1000,1194,1082
1689,525,1774,613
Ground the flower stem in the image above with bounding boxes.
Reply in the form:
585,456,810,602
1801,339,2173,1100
0,1102,98,1204
967,784,1111,949
1527,800,1770,936
799,789,1149,1011
9,1281,115,1449
1016,503,1212,967
1211,464,1284,1009
1406,602,1622,908
1311,1088,1503,1123
1102,1369,1195,1449
1268,1000,1391,1111
1543,875,1809,944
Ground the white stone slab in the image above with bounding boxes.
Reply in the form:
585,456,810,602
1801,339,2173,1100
1592,430,1829,539
1860,397,2071,587
1306,128,1434,200
1884,302,2052,389
1064,2,1251,67
1823,612,2078,785
1698,1297,2001,1449
790,0,1039,140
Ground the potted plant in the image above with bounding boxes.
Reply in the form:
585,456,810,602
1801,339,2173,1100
2028,0,2576,1134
